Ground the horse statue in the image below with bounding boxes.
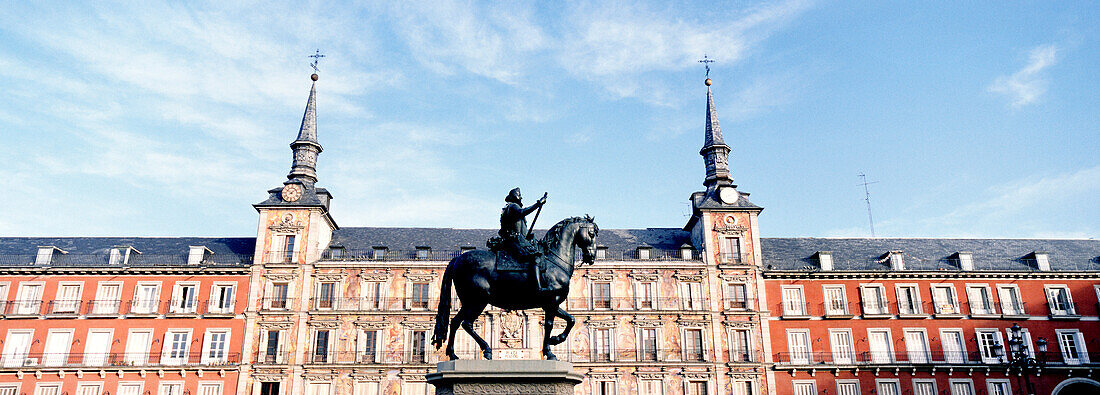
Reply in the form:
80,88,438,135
432,215,599,360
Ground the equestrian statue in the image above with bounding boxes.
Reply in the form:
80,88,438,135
432,188,599,360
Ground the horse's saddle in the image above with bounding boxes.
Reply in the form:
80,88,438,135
487,236,546,273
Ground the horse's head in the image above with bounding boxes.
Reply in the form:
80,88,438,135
576,215,599,265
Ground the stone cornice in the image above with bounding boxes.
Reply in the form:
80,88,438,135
673,272,705,282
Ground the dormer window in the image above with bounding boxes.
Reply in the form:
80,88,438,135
956,252,974,271
372,247,388,260
884,251,904,271
188,246,212,265
36,246,65,265
680,244,694,260
596,246,608,260
636,246,651,260
328,247,346,260
816,251,834,271
1033,252,1051,271
460,246,476,254
109,246,140,265
416,246,431,260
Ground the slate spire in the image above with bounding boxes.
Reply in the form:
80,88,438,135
288,73,323,184
700,78,733,188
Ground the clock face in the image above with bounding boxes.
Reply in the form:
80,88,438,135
282,184,303,202
719,187,738,204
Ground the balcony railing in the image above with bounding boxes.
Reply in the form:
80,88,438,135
717,253,747,265
321,248,703,262
286,296,718,312
3,300,44,316
259,297,299,311
781,302,811,318
821,302,856,317
0,352,240,369
263,251,299,264
775,351,1100,366
47,300,83,315
86,299,123,315
723,298,750,310
1048,302,1080,318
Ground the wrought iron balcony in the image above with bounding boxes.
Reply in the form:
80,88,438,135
0,351,240,369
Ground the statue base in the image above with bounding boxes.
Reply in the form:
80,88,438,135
426,360,584,395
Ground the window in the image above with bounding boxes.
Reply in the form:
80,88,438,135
895,284,921,315
932,284,959,315
912,380,937,395
730,329,751,362
640,328,658,361
270,283,289,309
595,247,607,260
719,236,741,263
42,329,73,366
362,281,385,310
731,381,754,395
636,281,657,309
76,383,103,395
681,281,703,310
829,329,854,364
92,283,121,314
987,380,1012,395
724,283,747,309
592,282,611,309
956,252,973,270
282,235,297,262
124,329,153,365
35,247,56,265
163,330,191,365
0,385,18,395
823,285,848,315
636,247,650,260
409,330,427,363
595,380,616,395
860,284,889,315
416,247,430,260
593,328,611,361
836,381,859,395
209,284,235,314
781,286,807,316
411,282,430,310
686,381,708,395
260,383,280,395
1057,330,1089,364
159,383,184,395
313,330,332,363
966,285,996,315
198,383,222,395
263,330,283,364
1046,286,1076,316
684,329,705,361
792,382,815,395
372,247,388,260
876,380,901,395
14,283,44,315
949,380,975,395
84,329,112,366
903,329,931,364
53,283,82,313
188,246,208,265
2,329,33,367
867,329,894,363
33,384,62,395
360,330,379,363
316,282,336,310
997,285,1025,316
354,382,379,395
132,283,159,314
940,329,967,363
977,329,1005,363
171,283,197,313
1004,326,1035,359
640,379,663,395
328,247,345,260
202,330,229,364
306,383,331,395
117,383,143,395
786,330,811,364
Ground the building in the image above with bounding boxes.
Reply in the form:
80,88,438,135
1,71,1098,395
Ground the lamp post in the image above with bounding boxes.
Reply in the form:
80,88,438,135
994,323,1048,395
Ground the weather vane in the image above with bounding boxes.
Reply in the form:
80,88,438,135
308,49,326,73
698,54,715,78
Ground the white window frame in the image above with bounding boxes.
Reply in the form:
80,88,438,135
939,328,968,363
829,328,855,364
902,328,931,364
965,284,997,316
592,327,614,362
161,329,193,366
201,328,231,364
637,327,660,361
866,328,895,363
786,329,812,364
639,378,666,395
822,284,848,315
42,328,75,367
52,281,83,314
986,379,1012,395
949,379,976,395
680,281,704,311
835,379,860,395
997,284,1026,316
116,382,144,395
260,328,287,364
1045,285,1076,316
158,382,185,395
728,328,752,362
683,379,711,395
931,284,960,315
360,280,387,310
91,281,123,315
75,382,103,395
912,379,938,395
131,282,161,314
0,384,19,395
591,281,612,310
170,282,199,313
265,281,292,310
791,380,816,395
860,284,889,315
1056,329,1089,365
406,329,430,363
894,283,922,315
33,383,62,395
315,279,339,310
635,280,658,310
13,282,45,315
681,327,707,362
197,382,223,395
2,329,34,367
208,282,236,314
781,285,807,316
124,328,154,365
83,328,113,366
358,328,382,363
875,379,901,395
312,328,336,363
976,328,1006,364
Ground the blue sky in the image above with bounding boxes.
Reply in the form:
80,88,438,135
1,1,1097,238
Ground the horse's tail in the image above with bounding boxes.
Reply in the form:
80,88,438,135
431,256,458,349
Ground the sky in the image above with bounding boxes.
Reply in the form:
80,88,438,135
1,1,1097,239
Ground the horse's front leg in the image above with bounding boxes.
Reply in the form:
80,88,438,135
548,306,574,346
541,307,557,360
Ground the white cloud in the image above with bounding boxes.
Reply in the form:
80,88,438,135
989,44,1059,107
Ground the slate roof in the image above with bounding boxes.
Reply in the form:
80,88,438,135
761,238,1100,272
328,227,692,252
0,237,255,267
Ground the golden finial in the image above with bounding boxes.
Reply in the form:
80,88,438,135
311,73,319,81
698,54,715,86
705,78,712,86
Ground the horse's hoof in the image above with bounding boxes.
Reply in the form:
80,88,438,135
483,350,493,360
448,354,460,360
545,352,557,361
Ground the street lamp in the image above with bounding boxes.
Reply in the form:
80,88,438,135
1001,323,1047,395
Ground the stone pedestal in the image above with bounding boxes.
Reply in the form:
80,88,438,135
426,360,584,395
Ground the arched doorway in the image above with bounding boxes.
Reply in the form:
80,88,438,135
1051,378,1100,395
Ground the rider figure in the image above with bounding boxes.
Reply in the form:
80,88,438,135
500,188,551,294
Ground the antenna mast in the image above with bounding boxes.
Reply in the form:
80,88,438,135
858,173,879,238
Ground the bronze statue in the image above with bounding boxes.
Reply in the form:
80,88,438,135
498,188,550,294
433,210,599,361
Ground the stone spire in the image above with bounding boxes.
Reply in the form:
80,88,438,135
700,78,733,188
288,73,323,184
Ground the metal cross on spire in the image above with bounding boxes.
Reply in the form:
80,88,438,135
308,49,326,73
698,54,715,78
